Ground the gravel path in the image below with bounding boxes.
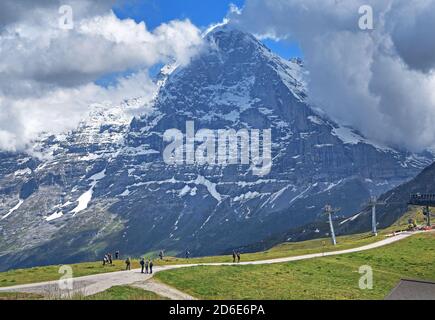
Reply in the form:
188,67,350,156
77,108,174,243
0,231,426,299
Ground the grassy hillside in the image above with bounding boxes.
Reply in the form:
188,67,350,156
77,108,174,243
0,260,141,288
0,209,417,290
156,230,394,265
155,232,435,300
0,230,398,288
84,286,168,300
238,201,422,252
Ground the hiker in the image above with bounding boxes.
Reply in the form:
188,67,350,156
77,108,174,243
140,258,145,273
232,251,236,263
149,260,153,274
159,251,164,260
103,255,108,266
115,251,119,259
125,257,131,271
145,259,149,274
108,253,113,265
237,252,241,263
185,249,190,259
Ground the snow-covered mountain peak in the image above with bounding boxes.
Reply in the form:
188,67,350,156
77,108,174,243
151,26,307,129
1,27,434,271
204,25,306,91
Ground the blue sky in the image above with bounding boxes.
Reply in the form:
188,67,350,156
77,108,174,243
113,0,245,30
97,0,302,87
113,0,302,59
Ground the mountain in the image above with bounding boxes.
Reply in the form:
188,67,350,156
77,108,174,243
337,161,435,235
252,159,435,251
0,25,432,271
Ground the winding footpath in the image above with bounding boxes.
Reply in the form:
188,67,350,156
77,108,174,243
0,231,428,299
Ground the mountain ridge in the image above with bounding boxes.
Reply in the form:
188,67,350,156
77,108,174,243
0,26,432,271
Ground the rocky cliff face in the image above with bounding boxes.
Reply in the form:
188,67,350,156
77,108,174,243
0,26,432,271
336,161,435,236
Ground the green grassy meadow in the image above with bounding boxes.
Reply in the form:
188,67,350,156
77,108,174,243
0,210,427,301
154,233,435,300
0,230,394,288
84,285,168,300
0,260,140,288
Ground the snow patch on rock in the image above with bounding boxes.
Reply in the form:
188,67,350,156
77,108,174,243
1,199,24,220
46,211,63,222
71,169,106,215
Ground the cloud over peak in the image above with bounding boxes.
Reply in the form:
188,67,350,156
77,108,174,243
230,0,435,151
0,1,203,152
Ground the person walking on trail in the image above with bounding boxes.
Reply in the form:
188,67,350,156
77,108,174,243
149,260,154,274
236,252,241,263
125,257,131,271
115,251,119,259
103,255,108,266
185,249,190,259
140,258,145,273
145,259,149,274
232,251,236,263
108,253,113,265
159,251,164,260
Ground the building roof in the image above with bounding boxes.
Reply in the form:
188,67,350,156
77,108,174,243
386,279,435,300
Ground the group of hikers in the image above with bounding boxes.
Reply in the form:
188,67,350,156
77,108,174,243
103,253,153,273
102,251,120,266
103,248,241,272
232,250,241,263
101,250,153,273
139,258,154,274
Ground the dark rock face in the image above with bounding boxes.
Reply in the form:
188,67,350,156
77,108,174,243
0,26,432,271
336,161,435,235
19,179,39,199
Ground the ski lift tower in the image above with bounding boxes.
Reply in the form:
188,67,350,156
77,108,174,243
367,196,386,236
408,194,435,227
324,205,340,246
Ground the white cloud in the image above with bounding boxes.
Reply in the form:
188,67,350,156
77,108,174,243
0,72,157,152
229,3,242,15
387,0,435,73
230,0,435,151
0,2,204,151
